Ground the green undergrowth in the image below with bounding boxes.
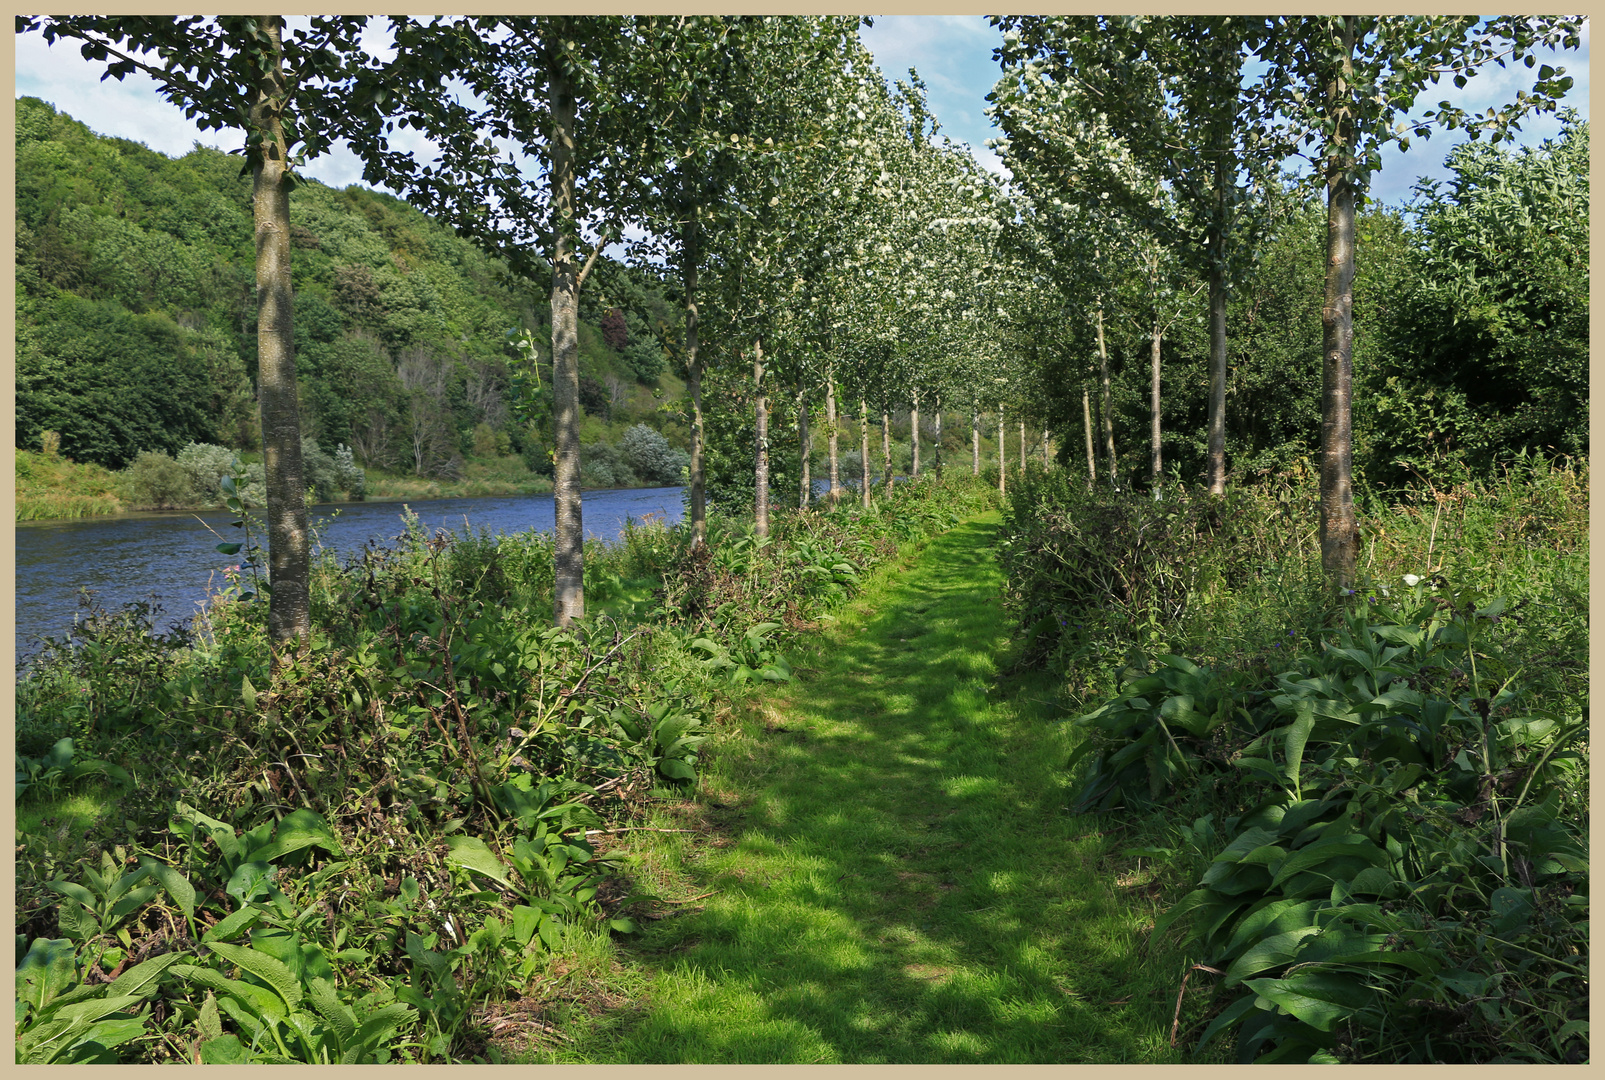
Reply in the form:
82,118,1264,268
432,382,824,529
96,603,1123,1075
520,515,1193,1064
996,457,1589,1063
15,473,998,1063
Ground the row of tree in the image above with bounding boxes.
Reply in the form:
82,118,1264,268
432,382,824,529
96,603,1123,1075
20,15,1584,654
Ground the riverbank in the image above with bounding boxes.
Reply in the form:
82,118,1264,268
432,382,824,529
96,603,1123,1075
13,447,687,522
15,475,1001,1064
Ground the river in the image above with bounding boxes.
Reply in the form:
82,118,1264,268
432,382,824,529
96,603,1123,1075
14,487,685,666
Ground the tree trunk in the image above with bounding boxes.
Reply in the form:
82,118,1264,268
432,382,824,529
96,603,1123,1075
549,51,584,625
798,386,810,508
825,366,840,506
882,409,893,491
1151,318,1164,500
933,397,943,476
971,408,980,476
1043,428,1051,468
1206,257,1228,497
859,397,871,508
1019,420,1026,473
1095,301,1117,489
253,17,310,651
1320,17,1359,586
997,404,1006,496
910,390,921,478
1082,388,1096,489
683,218,706,547
753,338,768,538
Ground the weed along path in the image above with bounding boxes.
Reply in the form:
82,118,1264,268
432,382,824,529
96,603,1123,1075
536,514,1185,1064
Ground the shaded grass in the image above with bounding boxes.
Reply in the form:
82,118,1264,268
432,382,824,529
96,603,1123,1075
524,514,1190,1063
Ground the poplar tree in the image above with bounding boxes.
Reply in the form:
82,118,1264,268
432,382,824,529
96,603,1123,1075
19,15,368,651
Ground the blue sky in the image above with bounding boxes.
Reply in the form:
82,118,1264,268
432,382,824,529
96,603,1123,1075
15,16,1591,210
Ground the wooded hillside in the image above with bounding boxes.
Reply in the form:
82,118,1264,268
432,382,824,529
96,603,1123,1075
15,96,689,484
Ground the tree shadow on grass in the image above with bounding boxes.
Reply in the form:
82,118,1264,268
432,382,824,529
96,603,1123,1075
580,519,1181,1064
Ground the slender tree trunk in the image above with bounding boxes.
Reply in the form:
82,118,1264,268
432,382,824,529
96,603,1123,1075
910,390,921,478
972,408,980,476
1043,428,1051,468
859,398,871,508
1095,301,1117,489
882,409,893,491
1151,318,1164,501
933,397,943,476
997,404,1006,496
549,50,586,625
1320,16,1360,586
1019,420,1026,473
253,17,310,651
798,387,810,508
825,366,840,506
1082,388,1096,489
1206,260,1228,497
753,339,769,539
683,219,706,548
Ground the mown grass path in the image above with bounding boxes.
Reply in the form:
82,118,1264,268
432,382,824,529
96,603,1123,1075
541,514,1183,1063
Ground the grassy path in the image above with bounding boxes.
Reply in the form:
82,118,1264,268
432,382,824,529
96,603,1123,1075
537,514,1184,1063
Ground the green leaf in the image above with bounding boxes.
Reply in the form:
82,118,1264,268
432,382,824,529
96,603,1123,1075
203,905,262,943
657,757,696,781
106,951,183,999
444,835,509,882
1247,970,1376,1032
1223,925,1322,986
199,1034,251,1064
241,676,257,711
17,938,79,1015
206,940,303,1010
259,808,346,860
306,976,357,1046
139,857,196,919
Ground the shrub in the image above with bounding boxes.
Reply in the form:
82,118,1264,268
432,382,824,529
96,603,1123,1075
116,450,196,509
177,442,238,504
620,424,688,486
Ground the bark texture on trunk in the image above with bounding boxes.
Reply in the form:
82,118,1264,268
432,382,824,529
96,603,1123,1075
1082,389,1096,488
882,410,893,491
1095,302,1117,489
549,56,584,624
933,398,943,475
753,339,769,538
253,17,310,650
910,391,921,478
1320,17,1360,586
683,219,706,547
798,387,810,508
1151,319,1164,499
1206,262,1228,496
859,398,871,508
997,404,1006,496
825,367,840,506
971,409,980,475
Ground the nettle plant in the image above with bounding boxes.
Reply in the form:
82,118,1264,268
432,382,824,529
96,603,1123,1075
1071,576,1587,1062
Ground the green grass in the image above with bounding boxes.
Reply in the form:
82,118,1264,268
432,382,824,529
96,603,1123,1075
523,514,1190,1064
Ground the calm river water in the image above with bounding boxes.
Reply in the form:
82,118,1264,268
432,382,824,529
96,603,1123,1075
15,487,684,665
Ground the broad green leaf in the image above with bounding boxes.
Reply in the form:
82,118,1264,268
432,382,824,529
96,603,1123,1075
17,938,79,1014
206,940,303,1009
203,905,262,943
199,1034,251,1063
444,834,509,882
259,808,346,860
1247,971,1376,1032
306,976,357,1046
137,858,196,919
106,951,183,998
1223,925,1321,986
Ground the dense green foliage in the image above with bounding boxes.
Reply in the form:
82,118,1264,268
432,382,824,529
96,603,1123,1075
1367,113,1589,486
15,475,997,1063
14,96,686,484
995,460,1588,1062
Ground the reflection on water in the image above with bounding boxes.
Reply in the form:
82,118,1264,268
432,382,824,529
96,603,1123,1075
15,487,684,664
